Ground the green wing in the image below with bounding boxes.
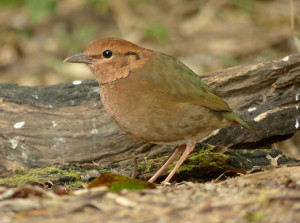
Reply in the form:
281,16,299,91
133,52,259,136
136,53,231,112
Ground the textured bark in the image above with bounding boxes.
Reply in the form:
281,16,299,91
0,54,299,172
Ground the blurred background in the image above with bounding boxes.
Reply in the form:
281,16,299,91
0,0,299,157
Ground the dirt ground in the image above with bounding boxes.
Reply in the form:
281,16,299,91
1,165,300,223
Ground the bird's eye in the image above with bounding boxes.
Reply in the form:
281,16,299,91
102,50,113,59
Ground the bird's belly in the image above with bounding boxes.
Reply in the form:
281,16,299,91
99,82,231,145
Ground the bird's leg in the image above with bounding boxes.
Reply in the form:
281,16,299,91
148,145,186,183
163,141,196,183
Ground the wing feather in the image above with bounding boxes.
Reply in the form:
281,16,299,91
135,53,231,112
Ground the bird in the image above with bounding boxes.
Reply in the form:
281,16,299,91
64,38,258,183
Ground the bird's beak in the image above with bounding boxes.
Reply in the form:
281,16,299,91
64,53,93,64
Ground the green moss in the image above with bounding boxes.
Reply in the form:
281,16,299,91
0,165,100,188
245,212,263,222
138,156,166,172
138,157,152,172
88,173,155,192
168,145,230,174
109,182,148,193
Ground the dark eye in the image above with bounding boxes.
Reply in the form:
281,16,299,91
102,50,113,58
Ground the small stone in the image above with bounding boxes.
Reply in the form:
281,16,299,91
204,183,217,191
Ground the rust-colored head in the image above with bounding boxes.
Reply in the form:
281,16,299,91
64,38,152,84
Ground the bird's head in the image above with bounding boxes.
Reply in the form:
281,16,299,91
64,38,152,84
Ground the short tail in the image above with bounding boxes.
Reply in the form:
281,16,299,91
220,111,260,136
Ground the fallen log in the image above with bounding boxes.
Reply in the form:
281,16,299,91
0,54,299,174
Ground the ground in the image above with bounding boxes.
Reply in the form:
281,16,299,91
1,165,300,223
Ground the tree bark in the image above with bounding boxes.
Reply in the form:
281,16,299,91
0,54,299,172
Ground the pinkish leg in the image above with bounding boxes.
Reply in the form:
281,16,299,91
164,141,196,183
148,145,186,183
